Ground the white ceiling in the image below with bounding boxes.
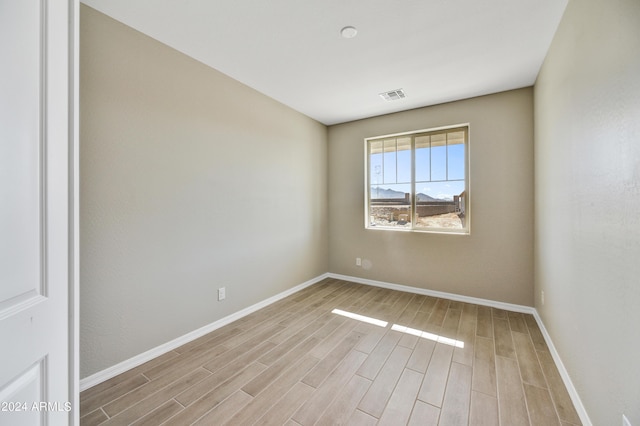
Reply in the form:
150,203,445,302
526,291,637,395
81,0,568,125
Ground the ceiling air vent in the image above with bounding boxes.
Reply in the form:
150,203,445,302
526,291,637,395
379,89,406,101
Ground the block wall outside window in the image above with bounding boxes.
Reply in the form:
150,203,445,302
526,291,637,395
366,125,469,234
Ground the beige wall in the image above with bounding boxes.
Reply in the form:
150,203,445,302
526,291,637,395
81,7,640,424
328,88,534,306
534,1,640,424
80,6,328,378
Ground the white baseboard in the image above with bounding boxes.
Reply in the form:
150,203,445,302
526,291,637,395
79,273,330,391
80,271,592,426
328,273,592,426
327,273,536,314
532,310,592,426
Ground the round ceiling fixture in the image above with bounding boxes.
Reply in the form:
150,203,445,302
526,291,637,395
340,26,358,39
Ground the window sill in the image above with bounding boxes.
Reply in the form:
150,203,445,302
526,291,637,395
365,225,470,235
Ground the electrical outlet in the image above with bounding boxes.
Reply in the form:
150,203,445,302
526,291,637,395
623,414,632,426
356,257,362,267
541,290,545,305
218,287,226,301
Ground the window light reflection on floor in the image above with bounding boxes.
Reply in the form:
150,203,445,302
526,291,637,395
330,310,464,348
331,309,388,327
391,324,464,348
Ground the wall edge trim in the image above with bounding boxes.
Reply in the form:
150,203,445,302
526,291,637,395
326,273,535,313
531,310,593,426
80,270,591,426
79,273,330,391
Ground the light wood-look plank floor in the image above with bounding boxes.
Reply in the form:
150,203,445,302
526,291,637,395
80,279,582,425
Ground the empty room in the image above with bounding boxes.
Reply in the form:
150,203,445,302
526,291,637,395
78,0,639,425
2,0,637,425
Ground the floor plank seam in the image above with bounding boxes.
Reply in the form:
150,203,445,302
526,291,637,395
79,280,583,426
173,397,185,409
513,341,536,426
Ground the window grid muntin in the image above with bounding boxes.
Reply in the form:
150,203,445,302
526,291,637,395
366,125,468,233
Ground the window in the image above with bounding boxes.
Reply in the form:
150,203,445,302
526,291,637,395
366,125,469,233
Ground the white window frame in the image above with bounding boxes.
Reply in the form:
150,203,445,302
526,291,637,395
364,124,470,234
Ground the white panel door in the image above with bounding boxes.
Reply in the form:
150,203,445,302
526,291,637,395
0,0,73,424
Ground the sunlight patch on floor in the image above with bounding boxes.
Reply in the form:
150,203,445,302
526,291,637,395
391,324,464,348
331,309,388,327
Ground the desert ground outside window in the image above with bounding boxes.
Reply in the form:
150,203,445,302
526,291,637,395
365,125,469,234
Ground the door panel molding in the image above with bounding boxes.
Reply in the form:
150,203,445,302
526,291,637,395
0,0,49,305
0,0,75,424
0,358,46,425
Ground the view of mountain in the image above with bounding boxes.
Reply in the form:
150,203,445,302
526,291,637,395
416,193,441,202
370,187,452,201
